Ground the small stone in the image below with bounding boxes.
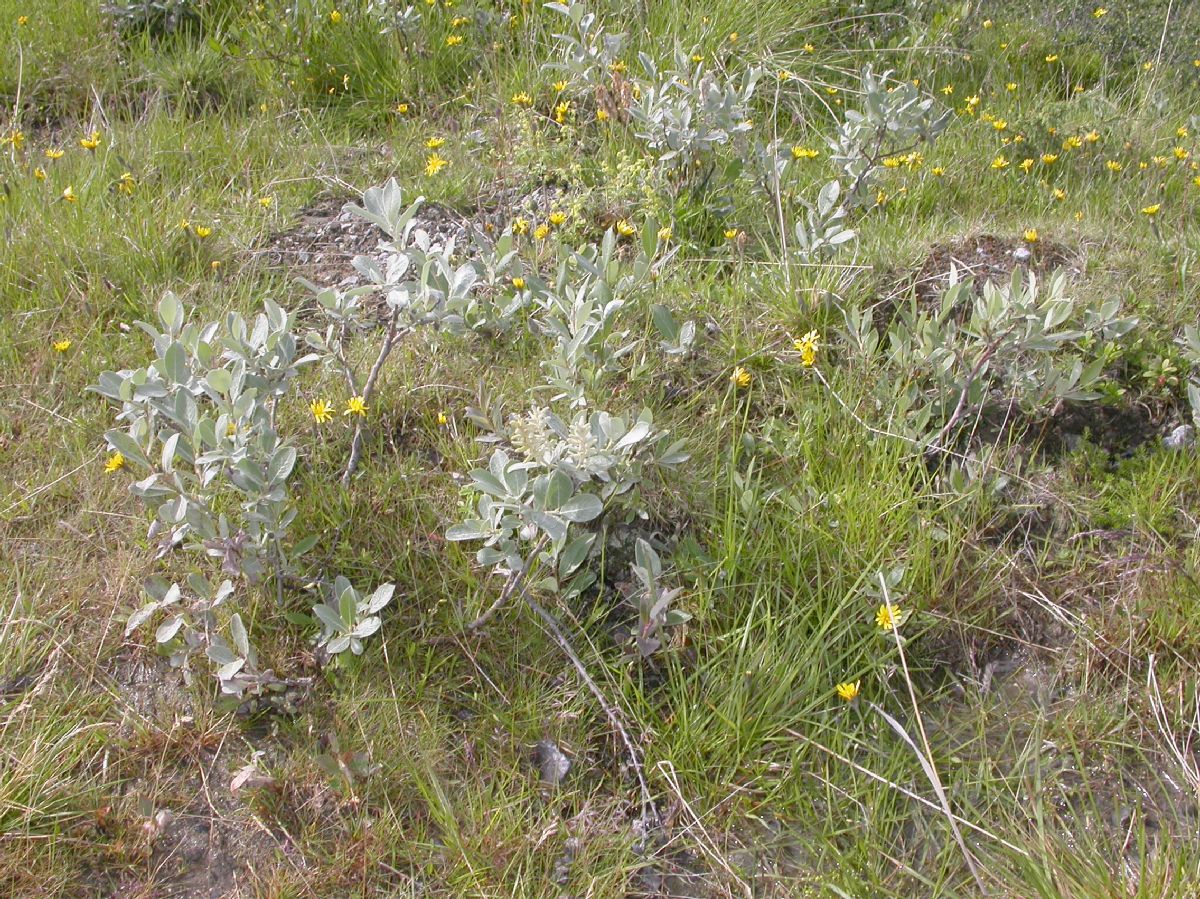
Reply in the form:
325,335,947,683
1164,424,1194,450
1012,247,1032,263
535,739,570,786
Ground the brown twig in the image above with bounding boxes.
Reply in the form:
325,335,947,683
341,311,407,486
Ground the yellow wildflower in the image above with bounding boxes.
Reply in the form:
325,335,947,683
1023,228,1039,243
991,155,1010,171
45,147,64,160
426,136,445,149
615,219,636,237
310,399,333,423
876,603,906,631
512,217,529,235
548,210,566,226
730,366,751,389
1105,159,1123,172
1141,204,1161,216
790,146,819,160
424,153,448,176
511,276,526,290
194,226,212,239
835,681,860,702
1041,153,1058,165
724,228,739,240
1093,6,1107,17
445,34,463,46
53,338,72,353
596,108,610,122
329,9,342,23
1045,54,1059,63
793,330,819,367
105,452,126,473
511,92,533,107
534,224,550,240
344,396,368,417
62,185,77,203
657,226,672,241
33,167,46,181
117,172,136,194
80,131,101,151
1019,158,1034,173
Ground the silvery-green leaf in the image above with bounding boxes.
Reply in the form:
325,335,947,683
155,615,185,644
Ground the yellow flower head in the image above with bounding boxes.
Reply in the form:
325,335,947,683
259,196,273,208
310,399,333,424
553,80,568,92
793,330,820,367
105,452,126,473
548,210,566,227
33,167,46,181
724,228,739,241
790,146,819,160
991,156,1009,171
1141,204,1161,216
1045,54,1059,63
1105,159,1122,172
511,92,533,107
511,276,526,290
80,130,101,151
512,217,529,235
62,185,77,203
875,603,906,631
1084,130,1100,143
835,680,860,702
596,108,610,122
194,225,212,239
1006,82,1018,92
1019,158,1034,173
437,411,449,426
396,102,410,115
1053,187,1067,201
425,136,445,149
657,226,672,242
1023,228,1039,243
424,153,449,176
1093,6,1107,17
329,9,342,23
534,224,551,240
992,118,1007,132
445,34,463,46
1174,147,1190,161
45,147,64,160
730,366,751,389
53,338,72,353
6,129,25,149
615,219,636,237
344,396,368,417
116,172,136,194
1041,153,1058,165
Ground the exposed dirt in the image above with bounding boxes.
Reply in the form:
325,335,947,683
253,195,472,292
253,180,579,297
102,652,296,897
906,232,1079,308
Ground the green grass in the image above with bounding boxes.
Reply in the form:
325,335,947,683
2,0,1200,895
